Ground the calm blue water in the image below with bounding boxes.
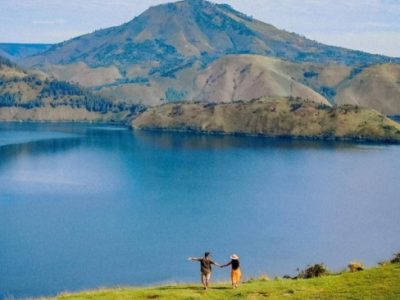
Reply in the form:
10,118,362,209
389,115,400,123
0,123,400,298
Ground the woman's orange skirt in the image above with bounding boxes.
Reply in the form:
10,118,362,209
231,268,241,283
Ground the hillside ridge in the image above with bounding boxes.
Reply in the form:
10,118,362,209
132,97,400,142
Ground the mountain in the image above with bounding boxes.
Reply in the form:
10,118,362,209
17,0,400,114
132,97,400,142
0,55,142,122
21,0,398,69
0,43,52,60
336,64,400,115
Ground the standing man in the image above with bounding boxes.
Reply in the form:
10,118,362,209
188,252,221,289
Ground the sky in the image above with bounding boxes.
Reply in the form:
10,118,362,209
0,0,399,57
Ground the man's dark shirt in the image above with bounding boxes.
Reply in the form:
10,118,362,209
196,258,215,274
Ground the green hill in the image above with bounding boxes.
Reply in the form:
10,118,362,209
132,97,400,143
0,55,143,122
52,263,400,300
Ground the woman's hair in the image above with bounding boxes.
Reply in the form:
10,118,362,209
205,252,210,257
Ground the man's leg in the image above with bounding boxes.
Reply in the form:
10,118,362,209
201,274,207,289
205,272,211,288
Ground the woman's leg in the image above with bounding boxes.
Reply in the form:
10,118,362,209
231,270,240,288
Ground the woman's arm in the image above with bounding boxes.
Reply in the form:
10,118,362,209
220,261,232,268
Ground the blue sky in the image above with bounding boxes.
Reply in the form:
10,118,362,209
0,0,399,56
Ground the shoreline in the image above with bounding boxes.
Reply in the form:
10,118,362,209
0,119,126,125
1,118,399,144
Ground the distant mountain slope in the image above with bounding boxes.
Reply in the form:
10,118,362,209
0,43,52,60
0,56,142,122
0,49,12,60
336,64,400,115
194,55,331,105
21,0,399,72
92,54,334,106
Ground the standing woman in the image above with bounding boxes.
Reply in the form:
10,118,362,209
221,254,241,288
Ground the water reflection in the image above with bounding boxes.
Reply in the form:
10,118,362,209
0,137,82,161
133,130,359,151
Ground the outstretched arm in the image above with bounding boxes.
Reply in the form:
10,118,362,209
188,257,201,261
220,261,232,268
211,260,222,267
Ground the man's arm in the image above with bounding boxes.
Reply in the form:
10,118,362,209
211,260,222,267
188,257,201,261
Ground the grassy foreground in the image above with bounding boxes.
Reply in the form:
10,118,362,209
53,263,400,300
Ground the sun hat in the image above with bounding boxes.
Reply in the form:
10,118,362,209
230,254,239,260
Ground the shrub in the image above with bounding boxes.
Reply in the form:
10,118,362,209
165,88,187,102
317,103,331,110
168,105,183,117
297,264,328,279
390,252,400,264
0,92,18,107
319,86,336,100
290,102,303,112
303,71,319,78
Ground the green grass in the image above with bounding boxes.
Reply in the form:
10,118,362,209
53,263,400,300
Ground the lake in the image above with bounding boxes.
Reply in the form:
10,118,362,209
1,122,400,298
